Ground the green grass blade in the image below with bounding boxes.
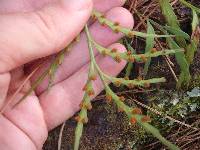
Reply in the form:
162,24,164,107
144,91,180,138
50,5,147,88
192,10,199,32
159,0,187,48
164,26,190,40
144,20,155,77
186,10,200,64
150,19,191,88
167,38,191,88
139,121,180,150
186,40,198,64
158,0,191,88
124,39,135,77
179,0,200,14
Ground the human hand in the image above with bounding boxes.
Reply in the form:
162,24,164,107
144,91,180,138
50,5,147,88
0,0,134,149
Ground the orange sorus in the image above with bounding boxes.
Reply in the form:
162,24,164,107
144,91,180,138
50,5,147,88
87,89,95,96
100,14,106,18
124,76,129,80
106,94,112,103
140,54,147,62
128,55,135,62
113,22,120,26
119,96,125,102
89,75,97,81
101,50,107,56
113,27,120,33
48,69,53,75
85,103,92,110
127,51,132,55
127,83,135,89
74,36,80,42
130,117,137,124
114,55,122,63
82,117,89,124
132,108,142,115
114,80,121,87
128,32,134,38
144,82,150,88
141,116,151,123
91,15,97,21
100,20,106,26
74,116,81,122
111,48,118,53
79,102,84,108
82,84,88,91
151,48,157,53
137,76,143,81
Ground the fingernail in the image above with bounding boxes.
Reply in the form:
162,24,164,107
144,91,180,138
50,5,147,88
61,0,92,11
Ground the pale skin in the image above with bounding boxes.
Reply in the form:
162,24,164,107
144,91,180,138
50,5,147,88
0,0,134,149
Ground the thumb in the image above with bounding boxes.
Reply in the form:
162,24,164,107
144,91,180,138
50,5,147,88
0,0,93,73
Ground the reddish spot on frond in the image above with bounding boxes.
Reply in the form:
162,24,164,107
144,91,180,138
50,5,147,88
130,117,137,124
114,80,121,87
144,82,150,88
128,55,135,63
151,48,157,53
114,22,120,26
48,69,53,75
100,14,106,18
119,96,125,102
106,94,112,103
113,27,120,33
137,76,143,81
141,116,151,123
74,116,81,122
101,50,107,57
128,32,134,38
132,108,142,115
127,51,132,55
91,14,97,21
128,83,135,89
82,117,88,124
111,48,118,53
89,75,97,81
124,76,129,80
86,103,92,110
100,21,106,26
82,84,88,91
79,102,84,108
140,54,147,62
114,55,122,63
87,90,95,96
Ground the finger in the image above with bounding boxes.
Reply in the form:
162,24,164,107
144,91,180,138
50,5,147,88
2,70,47,149
0,115,37,150
94,0,125,12
0,0,93,73
0,0,57,13
0,0,125,13
33,7,134,94
3,94,48,150
0,73,11,108
39,43,127,130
